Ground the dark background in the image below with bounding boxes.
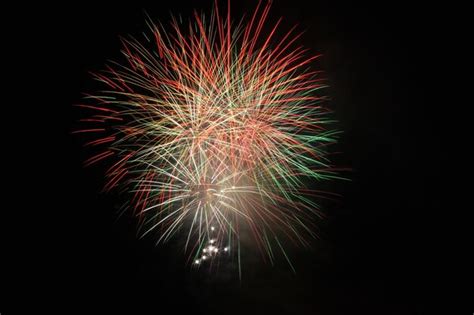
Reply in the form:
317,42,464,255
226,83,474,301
4,0,442,314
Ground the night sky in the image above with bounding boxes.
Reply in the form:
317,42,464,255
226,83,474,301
4,1,441,314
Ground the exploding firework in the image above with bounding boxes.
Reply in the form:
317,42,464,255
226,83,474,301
76,0,342,271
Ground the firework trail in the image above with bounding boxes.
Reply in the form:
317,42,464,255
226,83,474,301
76,0,342,271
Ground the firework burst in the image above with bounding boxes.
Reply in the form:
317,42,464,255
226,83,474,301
76,0,342,271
